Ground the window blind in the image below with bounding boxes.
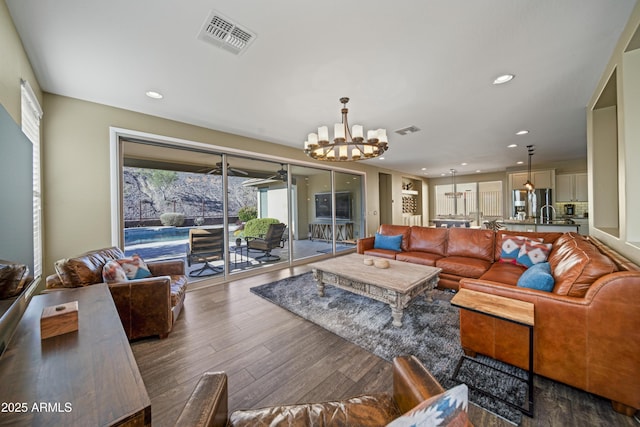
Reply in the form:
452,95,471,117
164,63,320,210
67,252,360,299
20,79,43,278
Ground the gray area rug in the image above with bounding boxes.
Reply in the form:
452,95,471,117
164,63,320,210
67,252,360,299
251,272,527,425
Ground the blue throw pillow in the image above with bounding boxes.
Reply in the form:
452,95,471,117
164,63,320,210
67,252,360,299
374,233,402,252
517,262,555,292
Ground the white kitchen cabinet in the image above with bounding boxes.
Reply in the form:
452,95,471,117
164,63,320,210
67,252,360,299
556,173,588,202
509,170,555,190
572,218,590,235
533,170,554,189
510,172,529,189
574,173,588,201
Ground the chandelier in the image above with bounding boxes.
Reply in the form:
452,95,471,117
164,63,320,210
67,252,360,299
303,97,389,161
525,145,535,192
445,169,463,198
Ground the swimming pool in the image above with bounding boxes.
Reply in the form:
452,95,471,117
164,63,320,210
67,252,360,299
124,226,190,245
124,226,237,261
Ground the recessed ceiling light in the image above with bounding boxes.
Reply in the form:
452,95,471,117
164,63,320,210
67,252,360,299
516,130,529,135
145,90,163,99
508,144,518,148
461,162,468,166
379,157,385,160
517,161,524,165
421,167,427,171
493,74,515,85
476,170,481,173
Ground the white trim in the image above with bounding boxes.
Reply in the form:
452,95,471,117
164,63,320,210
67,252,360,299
109,128,122,247
108,126,368,255
108,126,362,174
20,79,43,118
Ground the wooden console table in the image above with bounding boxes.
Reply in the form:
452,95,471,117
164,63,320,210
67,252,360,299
451,288,535,417
309,221,354,242
0,283,151,426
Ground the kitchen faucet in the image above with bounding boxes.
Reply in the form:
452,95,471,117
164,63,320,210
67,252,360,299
540,204,556,223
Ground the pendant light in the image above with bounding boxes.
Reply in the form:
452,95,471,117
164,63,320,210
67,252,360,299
525,145,535,192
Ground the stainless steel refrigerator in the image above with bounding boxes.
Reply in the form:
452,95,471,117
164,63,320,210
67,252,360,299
512,188,553,221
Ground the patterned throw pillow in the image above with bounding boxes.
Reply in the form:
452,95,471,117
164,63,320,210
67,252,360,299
386,384,469,427
499,235,542,264
516,240,553,268
102,260,128,283
116,255,152,280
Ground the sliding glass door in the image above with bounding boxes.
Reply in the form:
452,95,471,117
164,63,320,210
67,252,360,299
334,171,364,251
121,141,227,278
225,155,290,273
116,133,365,282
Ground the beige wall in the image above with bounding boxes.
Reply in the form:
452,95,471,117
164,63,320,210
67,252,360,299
43,94,432,275
0,0,41,121
587,0,640,264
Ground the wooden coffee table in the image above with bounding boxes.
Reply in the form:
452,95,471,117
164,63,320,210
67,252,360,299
310,253,441,327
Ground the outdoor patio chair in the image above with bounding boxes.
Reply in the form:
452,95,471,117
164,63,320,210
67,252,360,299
246,223,286,262
187,228,225,277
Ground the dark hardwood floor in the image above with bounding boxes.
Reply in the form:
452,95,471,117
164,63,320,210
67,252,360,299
131,266,638,427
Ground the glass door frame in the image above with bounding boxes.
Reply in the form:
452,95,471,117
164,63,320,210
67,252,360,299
109,127,366,282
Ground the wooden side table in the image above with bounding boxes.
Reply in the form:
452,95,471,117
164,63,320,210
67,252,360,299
451,288,535,417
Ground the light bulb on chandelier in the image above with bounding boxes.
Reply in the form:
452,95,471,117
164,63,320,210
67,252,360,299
303,97,389,161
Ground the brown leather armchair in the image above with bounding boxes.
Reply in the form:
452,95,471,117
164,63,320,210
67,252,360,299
46,247,187,340
174,356,473,427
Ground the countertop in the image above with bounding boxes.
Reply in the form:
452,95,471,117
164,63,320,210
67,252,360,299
501,220,579,227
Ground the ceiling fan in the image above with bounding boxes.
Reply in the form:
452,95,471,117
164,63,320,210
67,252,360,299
204,162,248,176
266,164,288,181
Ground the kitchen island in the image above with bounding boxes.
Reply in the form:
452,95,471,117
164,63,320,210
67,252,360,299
500,219,580,233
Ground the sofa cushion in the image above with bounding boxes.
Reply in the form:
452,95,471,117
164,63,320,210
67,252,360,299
116,255,152,280
374,233,403,252
363,248,398,259
387,383,469,427
396,251,443,267
479,262,526,286
229,393,401,427
446,228,495,262
436,256,492,279
102,260,128,283
55,246,126,287
0,261,29,299
170,275,189,307
549,233,618,297
516,240,552,268
517,262,555,291
407,226,448,256
378,224,411,252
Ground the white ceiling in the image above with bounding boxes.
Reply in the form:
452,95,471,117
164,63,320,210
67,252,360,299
6,0,636,177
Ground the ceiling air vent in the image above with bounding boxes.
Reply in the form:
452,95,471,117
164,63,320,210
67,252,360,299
395,126,421,136
198,10,256,55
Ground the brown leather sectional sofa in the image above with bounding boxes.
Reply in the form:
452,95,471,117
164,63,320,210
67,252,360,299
357,225,640,415
46,247,188,339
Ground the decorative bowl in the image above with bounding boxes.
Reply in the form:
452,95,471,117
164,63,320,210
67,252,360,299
374,259,390,269
363,258,374,266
